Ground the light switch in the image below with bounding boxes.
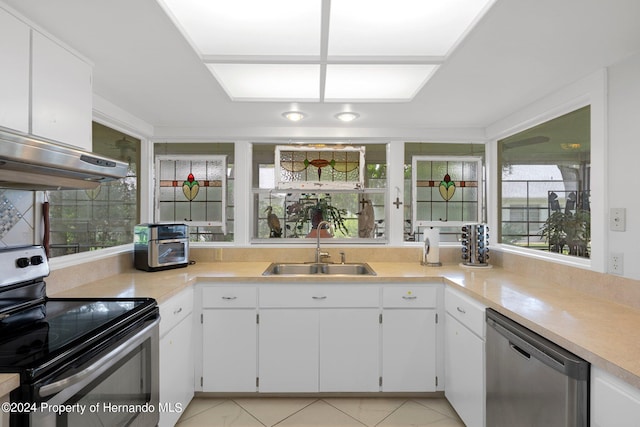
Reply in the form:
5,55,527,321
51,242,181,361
610,208,626,231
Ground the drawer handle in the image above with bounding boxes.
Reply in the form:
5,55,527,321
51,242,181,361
456,306,466,314
222,296,237,300
402,295,417,300
312,296,327,300
173,307,183,315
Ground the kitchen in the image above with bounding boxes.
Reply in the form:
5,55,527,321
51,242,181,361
1,0,640,426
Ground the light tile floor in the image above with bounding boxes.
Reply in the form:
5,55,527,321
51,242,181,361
176,397,465,427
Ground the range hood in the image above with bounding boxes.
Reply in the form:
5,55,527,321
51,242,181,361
0,128,128,190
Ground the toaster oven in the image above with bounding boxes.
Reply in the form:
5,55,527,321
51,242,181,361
134,223,189,271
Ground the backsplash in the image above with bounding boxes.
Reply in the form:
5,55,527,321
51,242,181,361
0,190,35,248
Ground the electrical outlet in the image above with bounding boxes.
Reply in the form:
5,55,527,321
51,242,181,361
609,252,624,275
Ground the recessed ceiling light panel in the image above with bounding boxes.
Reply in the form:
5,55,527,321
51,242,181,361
160,0,322,56
328,0,495,56
207,64,320,101
325,64,438,101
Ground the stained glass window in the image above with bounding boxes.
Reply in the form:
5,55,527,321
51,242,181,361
155,155,227,232
411,156,483,229
275,145,365,190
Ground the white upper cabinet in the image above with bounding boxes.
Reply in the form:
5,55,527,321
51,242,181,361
0,5,93,150
0,8,29,133
32,31,92,151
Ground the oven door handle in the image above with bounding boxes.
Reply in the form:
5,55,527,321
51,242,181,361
39,318,159,398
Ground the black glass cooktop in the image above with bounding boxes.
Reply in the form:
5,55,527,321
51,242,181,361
0,297,155,373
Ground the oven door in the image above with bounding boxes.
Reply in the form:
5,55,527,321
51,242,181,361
21,315,159,427
149,239,189,269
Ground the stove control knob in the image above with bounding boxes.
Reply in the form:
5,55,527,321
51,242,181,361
30,255,44,265
16,257,30,268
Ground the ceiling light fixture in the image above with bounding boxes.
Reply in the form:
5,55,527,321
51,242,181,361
160,0,496,102
335,112,360,122
283,111,306,122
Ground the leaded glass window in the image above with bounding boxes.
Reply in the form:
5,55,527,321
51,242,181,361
155,155,227,233
411,156,483,230
275,145,365,190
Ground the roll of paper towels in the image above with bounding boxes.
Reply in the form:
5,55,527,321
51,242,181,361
424,227,441,265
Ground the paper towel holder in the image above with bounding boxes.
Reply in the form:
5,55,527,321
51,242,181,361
421,228,442,267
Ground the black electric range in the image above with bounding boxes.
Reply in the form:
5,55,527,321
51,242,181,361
0,246,159,427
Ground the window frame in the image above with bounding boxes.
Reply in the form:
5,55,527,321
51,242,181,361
410,155,484,230
154,154,228,232
486,70,606,271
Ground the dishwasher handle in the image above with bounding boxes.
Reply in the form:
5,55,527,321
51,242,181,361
486,309,589,381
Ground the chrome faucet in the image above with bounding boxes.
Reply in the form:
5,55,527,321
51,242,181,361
315,220,332,263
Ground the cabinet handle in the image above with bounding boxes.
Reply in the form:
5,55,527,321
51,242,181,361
173,307,183,315
402,295,417,300
456,306,466,314
222,296,237,300
312,296,327,300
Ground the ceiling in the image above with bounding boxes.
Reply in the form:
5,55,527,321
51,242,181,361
3,0,640,137
158,0,492,103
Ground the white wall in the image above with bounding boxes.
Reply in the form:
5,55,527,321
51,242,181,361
607,51,640,280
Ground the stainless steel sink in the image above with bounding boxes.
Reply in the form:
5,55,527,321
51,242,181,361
262,262,376,276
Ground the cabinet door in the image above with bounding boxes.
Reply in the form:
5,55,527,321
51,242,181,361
0,8,29,133
445,313,485,427
591,367,640,427
159,313,194,427
382,309,436,392
258,309,318,392
320,309,380,392
202,309,257,392
32,31,92,150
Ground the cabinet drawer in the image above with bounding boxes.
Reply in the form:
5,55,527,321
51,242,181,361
445,287,486,338
382,286,437,308
160,287,193,337
260,286,379,308
202,286,257,308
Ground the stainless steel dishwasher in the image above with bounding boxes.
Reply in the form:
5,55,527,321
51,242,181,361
486,309,589,426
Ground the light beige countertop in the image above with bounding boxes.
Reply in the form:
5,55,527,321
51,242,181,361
50,261,640,390
0,374,19,398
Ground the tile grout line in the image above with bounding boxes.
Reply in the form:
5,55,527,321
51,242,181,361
253,398,321,427
229,400,268,427
175,398,230,424
372,399,412,427
319,398,372,427
411,398,463,422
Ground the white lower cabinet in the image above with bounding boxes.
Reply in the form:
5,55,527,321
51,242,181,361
381,286,440,392
258,285,380,393
258,309,319,392
382,308,436,391
591,366,640,427
258,307,380,392
203,310,257,392
198,282,443,395
200,287,257,392
444,287,486,427
159,288,194,427
320,308,380,392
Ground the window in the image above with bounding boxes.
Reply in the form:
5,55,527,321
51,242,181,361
155,155,227,231
252,143,387,241
153,143,235,242
498,106,590,258
404,143,485,243
48,122,140,257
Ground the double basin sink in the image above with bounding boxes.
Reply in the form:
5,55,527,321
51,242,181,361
262,262,376,276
